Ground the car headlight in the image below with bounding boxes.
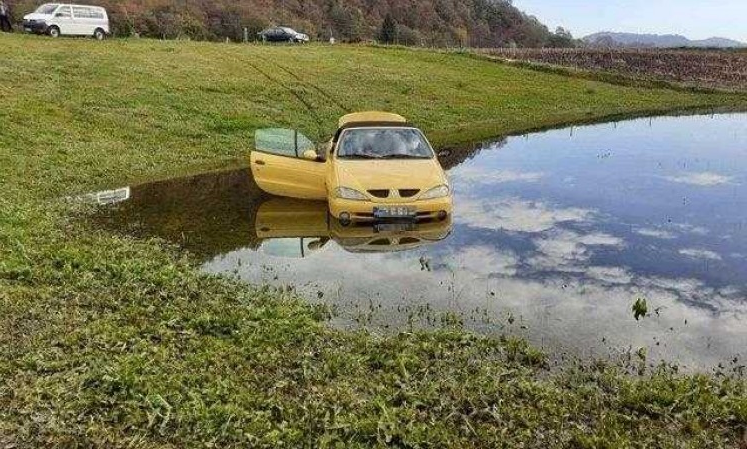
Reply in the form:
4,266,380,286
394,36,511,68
334,187,368,201
420,185,450,200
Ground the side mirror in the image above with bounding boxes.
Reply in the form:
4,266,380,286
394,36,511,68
302,149,319,161
55,12,65,17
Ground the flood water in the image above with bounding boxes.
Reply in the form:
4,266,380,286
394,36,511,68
93,113,747,371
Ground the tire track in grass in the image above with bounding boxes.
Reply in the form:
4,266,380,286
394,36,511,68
253,52,352,114
241,56,329,139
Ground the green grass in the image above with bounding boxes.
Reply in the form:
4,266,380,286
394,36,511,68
1,34,746,447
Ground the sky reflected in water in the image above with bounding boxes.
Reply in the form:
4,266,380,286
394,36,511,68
95,113,747,371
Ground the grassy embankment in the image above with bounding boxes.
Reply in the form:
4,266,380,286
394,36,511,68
1,34,746,447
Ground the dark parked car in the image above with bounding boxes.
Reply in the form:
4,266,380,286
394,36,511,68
258,26,309,43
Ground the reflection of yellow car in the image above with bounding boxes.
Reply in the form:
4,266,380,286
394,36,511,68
250,112,453,223
255,197,452,256
330,219,453,253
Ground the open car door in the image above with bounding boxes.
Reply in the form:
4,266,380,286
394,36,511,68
250,129,326,200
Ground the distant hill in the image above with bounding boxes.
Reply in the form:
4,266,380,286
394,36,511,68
583,32,746,48
10,0,572,47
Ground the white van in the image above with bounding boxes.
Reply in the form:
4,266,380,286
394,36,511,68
23,3,109,40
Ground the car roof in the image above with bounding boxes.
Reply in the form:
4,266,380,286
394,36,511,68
333,112,412,143
55,4,106,9
338,112,407,129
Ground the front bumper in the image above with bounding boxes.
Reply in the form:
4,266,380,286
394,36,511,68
329,196,453,222
23,20,48,34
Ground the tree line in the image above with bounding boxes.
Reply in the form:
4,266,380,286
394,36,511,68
6,0,576,47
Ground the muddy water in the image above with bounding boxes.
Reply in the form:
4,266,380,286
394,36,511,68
93,113,747,371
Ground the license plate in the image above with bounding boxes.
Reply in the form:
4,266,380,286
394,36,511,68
24,27,31,32
373,206,416,218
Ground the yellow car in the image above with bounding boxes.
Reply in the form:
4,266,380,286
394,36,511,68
250,112,453,223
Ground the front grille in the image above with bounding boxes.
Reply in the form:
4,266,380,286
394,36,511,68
368,189,390,198
398,189,420,198
23,19,46,30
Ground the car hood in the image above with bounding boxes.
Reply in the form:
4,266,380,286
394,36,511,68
24,13,52,20
333,159,448,192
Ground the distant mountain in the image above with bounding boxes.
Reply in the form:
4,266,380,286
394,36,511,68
583,32,746,49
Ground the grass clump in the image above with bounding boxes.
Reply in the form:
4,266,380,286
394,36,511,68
1,34,746,446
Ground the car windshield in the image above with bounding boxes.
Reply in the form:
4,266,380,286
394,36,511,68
337,128,434,159
280,27,295,33
35,3,59,14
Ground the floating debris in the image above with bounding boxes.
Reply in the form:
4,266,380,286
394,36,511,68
74,186,131,205
419,256,431,272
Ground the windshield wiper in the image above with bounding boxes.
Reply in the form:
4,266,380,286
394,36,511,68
339,154,382,159
378,154,431,159
339,154,431,160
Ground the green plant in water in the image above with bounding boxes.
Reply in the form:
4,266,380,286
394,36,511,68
633,297,648,321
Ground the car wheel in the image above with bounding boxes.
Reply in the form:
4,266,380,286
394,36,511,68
93,28,105,40
48,26,60,38
288,37,295,43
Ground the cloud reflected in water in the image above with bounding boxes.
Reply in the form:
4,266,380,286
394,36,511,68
634,228,676,240
456,197,593,233
663,172,735,187
679,248,723,261
528,229,624,272
451,167,545,186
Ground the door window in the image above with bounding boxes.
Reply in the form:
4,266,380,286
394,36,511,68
72,7,93,18
255,128,315,158
56,6,72,17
